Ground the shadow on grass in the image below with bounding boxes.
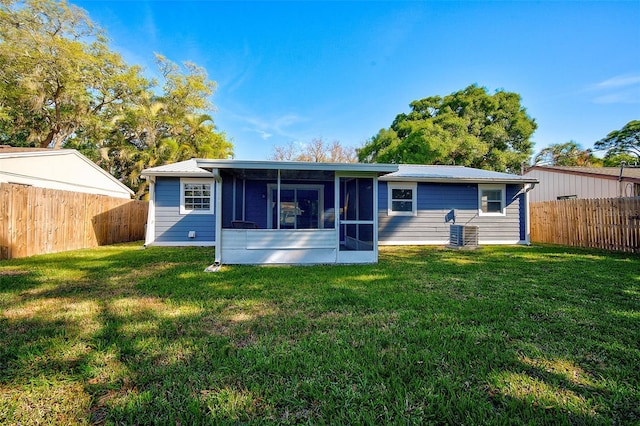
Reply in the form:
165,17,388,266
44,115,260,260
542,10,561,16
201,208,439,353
0,243,638,424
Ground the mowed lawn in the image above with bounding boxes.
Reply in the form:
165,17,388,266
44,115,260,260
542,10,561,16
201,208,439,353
0,243,638,425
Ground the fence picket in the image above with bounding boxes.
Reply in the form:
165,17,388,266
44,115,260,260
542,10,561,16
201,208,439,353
531,197,640,253
0,183,147,259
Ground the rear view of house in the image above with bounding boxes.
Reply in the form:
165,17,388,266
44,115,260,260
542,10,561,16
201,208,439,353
141,160,537,265
379,165,537,246
142,159,397,265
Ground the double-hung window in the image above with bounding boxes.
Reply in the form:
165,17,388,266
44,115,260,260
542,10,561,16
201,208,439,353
478,184,506,216
180,179,213,214
388,183,417,216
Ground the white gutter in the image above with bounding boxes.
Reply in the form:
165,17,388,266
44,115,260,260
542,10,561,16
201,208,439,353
194,158,398,174
213,169,223,265
381,176,539,184
144,176,156,247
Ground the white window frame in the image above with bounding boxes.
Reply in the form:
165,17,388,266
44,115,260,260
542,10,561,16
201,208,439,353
387,182,417,216
478,184,506,216
180,178,214,215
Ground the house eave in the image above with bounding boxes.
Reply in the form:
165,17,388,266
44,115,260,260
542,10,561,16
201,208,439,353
141,170,215,178
194,159,398,175
381,176,538,184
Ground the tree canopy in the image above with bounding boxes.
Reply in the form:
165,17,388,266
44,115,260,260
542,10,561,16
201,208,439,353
357,85,537,173
270,138,357,163
594,120,640,161
0,0,233,197
0,0,145,148
96,55,233,196
533,141,602,167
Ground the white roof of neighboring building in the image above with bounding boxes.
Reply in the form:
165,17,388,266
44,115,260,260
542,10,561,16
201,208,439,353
0,147,134,198
381,165,538,184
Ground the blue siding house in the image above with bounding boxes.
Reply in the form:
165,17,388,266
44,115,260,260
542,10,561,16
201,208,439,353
141,160,537,265
379,165,536,246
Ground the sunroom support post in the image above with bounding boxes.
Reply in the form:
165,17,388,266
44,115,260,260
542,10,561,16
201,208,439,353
213,169,222,264
277,169,281,230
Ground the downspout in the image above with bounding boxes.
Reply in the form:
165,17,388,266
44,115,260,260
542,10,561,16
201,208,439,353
213,169,223,265
523,182,536,245
144,176,156,247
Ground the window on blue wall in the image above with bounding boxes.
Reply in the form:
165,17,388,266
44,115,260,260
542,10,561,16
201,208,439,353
180,179,214,214
388,183,417,216
478,184,506,216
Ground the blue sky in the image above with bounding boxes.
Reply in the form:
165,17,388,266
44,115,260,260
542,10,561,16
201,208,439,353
75,0,640,161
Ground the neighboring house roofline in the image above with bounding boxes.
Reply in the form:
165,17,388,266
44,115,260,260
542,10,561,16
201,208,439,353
525,165,640,183
0,170,132,196
0,148,134,196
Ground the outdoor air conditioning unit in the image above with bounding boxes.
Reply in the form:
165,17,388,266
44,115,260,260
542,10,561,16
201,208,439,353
449,225,479,249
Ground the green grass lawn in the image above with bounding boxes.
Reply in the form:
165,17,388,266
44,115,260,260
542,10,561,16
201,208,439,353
0,243,638,425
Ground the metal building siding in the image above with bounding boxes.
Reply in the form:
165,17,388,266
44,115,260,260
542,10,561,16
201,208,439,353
154,177,216,243
378,182,524,244
526,169,621,202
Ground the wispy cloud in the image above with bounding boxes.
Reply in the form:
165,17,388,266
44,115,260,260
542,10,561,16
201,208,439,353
226,40,261,94
141,1,158,46
587,74,640,104
236,112,308,140
592,75,640,90
254,130,272,140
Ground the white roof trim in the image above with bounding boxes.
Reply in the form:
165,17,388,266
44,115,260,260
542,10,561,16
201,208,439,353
380,165,538,184
382,176,538,184
142,159,398,176
141,159,214,177
195,159,398,174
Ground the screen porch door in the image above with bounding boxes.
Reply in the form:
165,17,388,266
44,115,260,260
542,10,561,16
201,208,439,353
336,176,378,263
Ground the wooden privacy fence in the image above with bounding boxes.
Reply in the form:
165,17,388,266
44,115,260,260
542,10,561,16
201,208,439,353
530,197,640,253
0,183,148,259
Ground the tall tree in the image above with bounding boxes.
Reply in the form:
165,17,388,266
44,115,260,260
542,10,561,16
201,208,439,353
594,120,640,161
270,138,356,163
602,152,638,167
0,0,233,198
101,55,233,197
533,141,602,166
0,0,146,148
358,85,537,172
